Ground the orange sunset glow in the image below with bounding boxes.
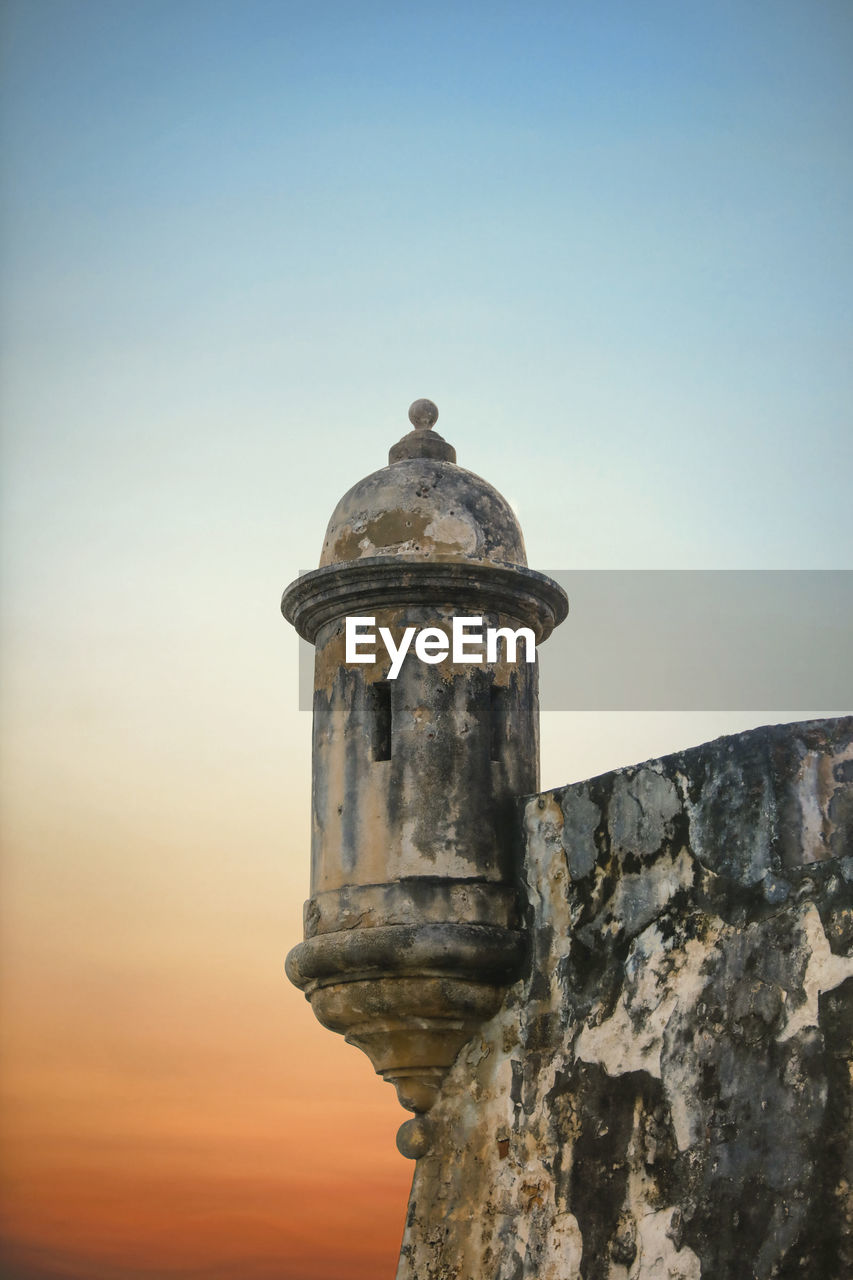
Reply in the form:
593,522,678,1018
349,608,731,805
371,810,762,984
0,811,412,1279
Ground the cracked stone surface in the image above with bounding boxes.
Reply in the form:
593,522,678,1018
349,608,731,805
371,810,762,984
396,717,853,1280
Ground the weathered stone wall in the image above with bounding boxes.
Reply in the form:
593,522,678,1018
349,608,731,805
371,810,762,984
396,717,853,1280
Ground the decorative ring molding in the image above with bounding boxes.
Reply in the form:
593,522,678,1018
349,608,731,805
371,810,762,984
286,921,526,991
281,557,568,645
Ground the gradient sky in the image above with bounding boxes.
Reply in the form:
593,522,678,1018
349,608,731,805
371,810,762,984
1,2,851,1277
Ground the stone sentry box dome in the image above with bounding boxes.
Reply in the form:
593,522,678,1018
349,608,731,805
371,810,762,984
281,400,567,1156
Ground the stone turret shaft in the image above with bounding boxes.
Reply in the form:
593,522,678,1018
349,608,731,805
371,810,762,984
281,401,567,1147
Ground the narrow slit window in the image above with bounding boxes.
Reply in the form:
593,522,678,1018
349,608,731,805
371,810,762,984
490,685,508,762
372,682,392,761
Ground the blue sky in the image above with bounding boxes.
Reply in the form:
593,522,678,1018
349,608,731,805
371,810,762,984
2,0,851,789
3,1,851,585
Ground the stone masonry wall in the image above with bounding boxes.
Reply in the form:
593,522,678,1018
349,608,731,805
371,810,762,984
396,717,853,1280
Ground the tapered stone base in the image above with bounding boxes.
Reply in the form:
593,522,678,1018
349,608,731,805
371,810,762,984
309,973,509,1112
286,908,525,1141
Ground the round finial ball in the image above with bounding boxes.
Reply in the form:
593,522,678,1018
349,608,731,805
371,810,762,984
396,1114,432,1160
408,398,439,431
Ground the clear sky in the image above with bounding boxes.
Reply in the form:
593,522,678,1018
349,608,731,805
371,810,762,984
1,2,851,1276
